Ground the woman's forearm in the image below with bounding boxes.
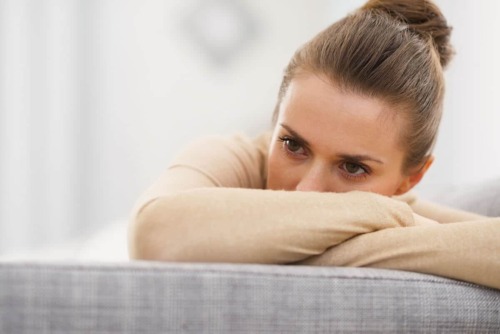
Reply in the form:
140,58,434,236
297,219,500,290
129,188,416,263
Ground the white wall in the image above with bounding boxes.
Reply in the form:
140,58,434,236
417,0,500,194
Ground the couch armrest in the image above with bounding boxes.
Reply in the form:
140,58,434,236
1,261,499,333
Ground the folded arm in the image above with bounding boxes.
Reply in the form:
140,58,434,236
129,178,416,263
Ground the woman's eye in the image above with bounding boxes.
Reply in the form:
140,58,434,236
342,162,367,175
285,139,302,153
279,137,306,156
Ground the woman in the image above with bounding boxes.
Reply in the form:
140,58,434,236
128,0,500,289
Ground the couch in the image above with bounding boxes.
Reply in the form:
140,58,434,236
1,179,499,333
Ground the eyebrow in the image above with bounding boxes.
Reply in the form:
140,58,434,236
338,154,384,165
279,123,384,165
280,123,311,149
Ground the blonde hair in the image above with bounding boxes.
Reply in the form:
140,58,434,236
273,0,453,171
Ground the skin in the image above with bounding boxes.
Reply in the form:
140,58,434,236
267,72,433,196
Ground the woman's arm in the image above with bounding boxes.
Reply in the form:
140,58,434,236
129,179,416,264
297,219,500,290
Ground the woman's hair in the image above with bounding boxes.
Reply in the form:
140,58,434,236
273,0,453,171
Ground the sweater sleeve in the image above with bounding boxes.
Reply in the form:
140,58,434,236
128,133,417,263
296,218,500,290
130,188,415,263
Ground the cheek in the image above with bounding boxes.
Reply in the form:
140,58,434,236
368,175,405,196
266,153,283,190
329,170,405,196
266,145,294,190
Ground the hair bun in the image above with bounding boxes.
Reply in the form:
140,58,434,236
361,0,454,68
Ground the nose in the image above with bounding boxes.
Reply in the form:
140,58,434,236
295,164,329,192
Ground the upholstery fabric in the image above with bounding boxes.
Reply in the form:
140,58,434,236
1,262,499,333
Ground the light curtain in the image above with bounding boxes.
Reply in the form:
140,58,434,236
0,0,81,254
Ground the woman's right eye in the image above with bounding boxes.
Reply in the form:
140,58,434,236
279,136,307,157
285,139,301,152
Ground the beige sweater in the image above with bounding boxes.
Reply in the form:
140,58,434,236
129,132,500,289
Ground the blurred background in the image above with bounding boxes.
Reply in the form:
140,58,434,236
0,0,499,259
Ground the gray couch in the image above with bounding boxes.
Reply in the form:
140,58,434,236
1,180,499,333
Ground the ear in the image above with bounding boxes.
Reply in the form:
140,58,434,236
394,155,434,195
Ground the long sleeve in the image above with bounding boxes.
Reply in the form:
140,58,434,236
296,219,500,290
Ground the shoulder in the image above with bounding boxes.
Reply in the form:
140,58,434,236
170,131,272,189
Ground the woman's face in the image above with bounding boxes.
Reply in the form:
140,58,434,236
267,73,426,196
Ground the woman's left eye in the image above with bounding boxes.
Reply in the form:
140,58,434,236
341,162,367,175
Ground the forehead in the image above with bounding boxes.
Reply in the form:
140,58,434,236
278,74,405,158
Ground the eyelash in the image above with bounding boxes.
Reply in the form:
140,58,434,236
277,135,371,181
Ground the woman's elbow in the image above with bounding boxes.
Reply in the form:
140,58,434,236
127,197,183,261
128,214,162,261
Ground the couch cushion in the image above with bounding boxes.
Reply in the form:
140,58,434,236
1,262,499,333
